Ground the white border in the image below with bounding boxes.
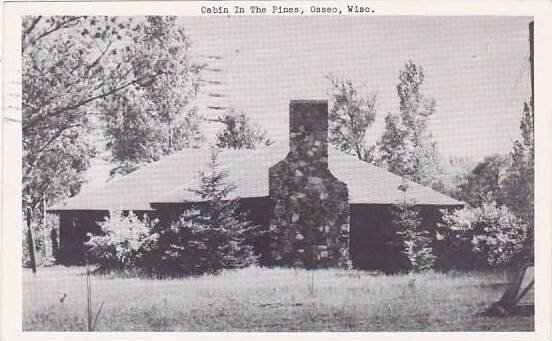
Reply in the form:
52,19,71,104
2,1,551,340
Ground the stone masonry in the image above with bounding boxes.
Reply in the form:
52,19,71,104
268,100,350,269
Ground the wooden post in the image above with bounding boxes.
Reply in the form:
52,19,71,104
51,227,59,259
26,207,37,274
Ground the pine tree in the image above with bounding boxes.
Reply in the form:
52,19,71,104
391,183,436,272
155,147,257,276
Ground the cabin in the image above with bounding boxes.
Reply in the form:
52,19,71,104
48,100,462,271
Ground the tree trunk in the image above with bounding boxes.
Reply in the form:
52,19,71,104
26,208,37,274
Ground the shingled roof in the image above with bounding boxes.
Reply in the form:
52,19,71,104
48,142,462,212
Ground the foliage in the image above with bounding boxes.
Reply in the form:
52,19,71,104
439,103,534,264
432,156,476,198
391,199,435,272
154,147,257,276
23,16,137,212
327,75,377,160
22,16,204,239
23,130,95,213
85,211,159,271
501,103,534,224
454,154,510,207
102,16,205,176
368,61,440,188
156,209,257,276
438,200,528,269
103,96,204,176
214,108,272,150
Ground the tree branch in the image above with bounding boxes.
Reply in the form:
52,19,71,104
23,16,84,52
23,71,163,135
23,16,42,38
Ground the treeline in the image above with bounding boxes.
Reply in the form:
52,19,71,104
327,61,534,271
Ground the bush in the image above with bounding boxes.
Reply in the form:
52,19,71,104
437,201,528,269
85,211,159,271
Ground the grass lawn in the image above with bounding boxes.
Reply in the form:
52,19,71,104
22,266,533,332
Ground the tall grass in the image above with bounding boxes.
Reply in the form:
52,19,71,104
22,266,533,332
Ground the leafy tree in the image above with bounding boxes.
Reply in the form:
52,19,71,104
368,61,440,188
22,16,165,183
22,16,204,250
433,156,476,198
23,16,118,224
502,103,534,224
436,104,534,266
214,108,272,150
502,102,534,261
327,76,377,160
455,154,510,207
154,147,257,276
23,129,95,211
22,131,95,258
103,95,203,176
102,17,205,175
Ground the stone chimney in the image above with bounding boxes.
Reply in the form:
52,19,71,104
268,100,350,269
288,100,329,169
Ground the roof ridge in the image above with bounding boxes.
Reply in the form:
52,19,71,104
150,144,278,204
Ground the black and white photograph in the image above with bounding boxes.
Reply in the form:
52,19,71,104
2,2,550,336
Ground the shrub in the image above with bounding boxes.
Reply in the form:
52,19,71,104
85,211,159,271
391,202,436,272
437,201,528,269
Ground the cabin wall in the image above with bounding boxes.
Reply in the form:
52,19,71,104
237,198,272,266
55,198,273,266
55,202,458,272
57,210,107,265
349,204,455,273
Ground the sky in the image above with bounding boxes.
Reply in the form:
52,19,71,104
80,15,533,192
181,16,532,161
